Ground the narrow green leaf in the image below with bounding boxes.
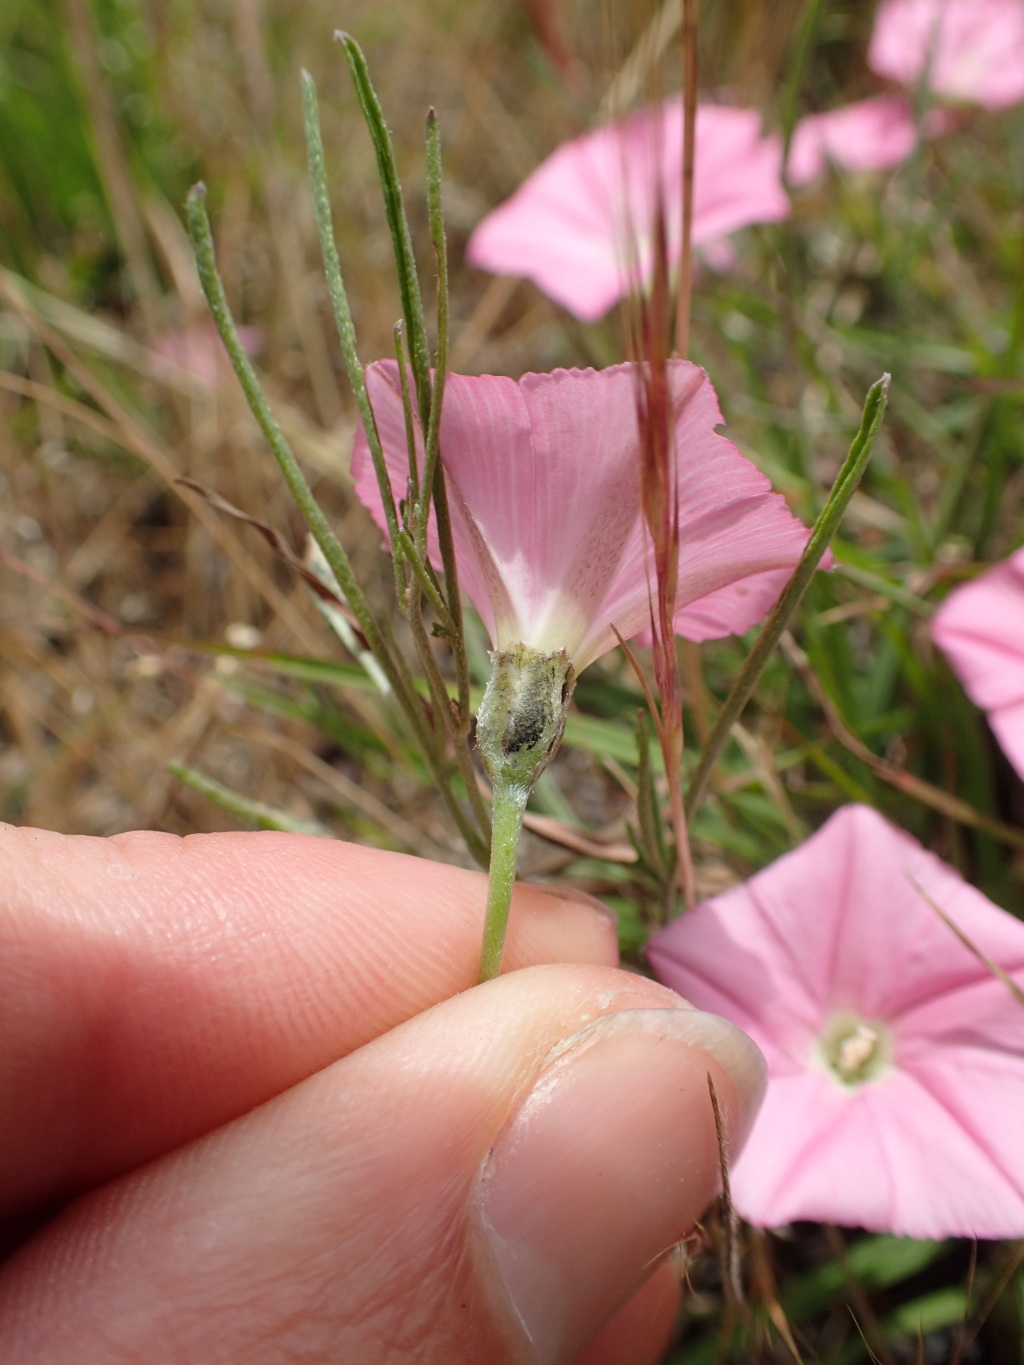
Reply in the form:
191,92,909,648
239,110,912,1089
416,109,472,734
336,31,432,425
393,320,420,518
685,373,891,816
419,107,449,534
300,68,401,562
186,185,490,858
186,189,379,660
168,761,333,836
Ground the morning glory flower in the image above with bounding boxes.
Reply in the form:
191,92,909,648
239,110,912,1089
354,358,820,980
465,100,789,322
648,804,1024,1238
931,545,1024,782
787,95,919,185
869,0,1024,110
351,359,815,672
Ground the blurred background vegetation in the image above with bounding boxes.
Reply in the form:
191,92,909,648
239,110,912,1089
1,1,1022,1359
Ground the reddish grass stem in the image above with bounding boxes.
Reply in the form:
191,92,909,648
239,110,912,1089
675,0,699,359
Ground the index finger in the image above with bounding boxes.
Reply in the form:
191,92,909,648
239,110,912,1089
0,824,617,1218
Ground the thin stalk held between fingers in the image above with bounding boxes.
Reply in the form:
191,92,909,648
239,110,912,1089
684,373,891,818
478,778,530,982
476,645,576,979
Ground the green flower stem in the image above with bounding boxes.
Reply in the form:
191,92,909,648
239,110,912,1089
476,643,576,981
418,110,474,754
684,373,890,817
395,530,453,625
393,322,420,517
431,470,472,697
478,777,531,983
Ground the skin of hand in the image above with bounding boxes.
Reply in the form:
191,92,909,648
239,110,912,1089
0,823,765,1365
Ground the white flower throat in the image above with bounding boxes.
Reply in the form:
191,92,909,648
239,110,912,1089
818,1011,892,1087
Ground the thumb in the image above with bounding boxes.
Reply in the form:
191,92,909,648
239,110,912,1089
0,964,764,1365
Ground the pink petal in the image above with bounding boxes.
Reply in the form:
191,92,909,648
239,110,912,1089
654,805,1024,1021
353,360,814,668
931,546,1024,779
149,322,263,389
787,95,919,186
895,984,1024,1234
670,567,796,641
728,1073,901,1232
353,362,644,657
990,699,1024,782
648,804,1024,1236
573,368,816,664
732,1068,1024,1237
466,99,789,321
869,0,1024,110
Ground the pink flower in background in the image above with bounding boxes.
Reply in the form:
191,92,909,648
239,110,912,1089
466,100,789,322
787,95,919,185
869,0,1024,110
352,360,815,670
149,321,263,389
648,804,1024,1239
931,546,1024,781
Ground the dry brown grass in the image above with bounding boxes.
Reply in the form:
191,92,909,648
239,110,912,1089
0,0,816,841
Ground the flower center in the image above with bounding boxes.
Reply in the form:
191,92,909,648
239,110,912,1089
817,1012,892,1087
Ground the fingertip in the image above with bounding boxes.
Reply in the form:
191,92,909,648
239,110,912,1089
573,1260,681,1365
504,883,620,971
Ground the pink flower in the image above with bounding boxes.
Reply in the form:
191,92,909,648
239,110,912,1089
869,0,1024,110
150,321,263,389
465,100,789,322
352,360,815,671
787,95,919,185
647,804,1024,1239
931,546,1024,782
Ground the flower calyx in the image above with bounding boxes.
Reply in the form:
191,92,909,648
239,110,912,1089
476,643,576,789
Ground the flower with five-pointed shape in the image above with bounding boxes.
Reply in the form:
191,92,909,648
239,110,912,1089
869,0,1024,110
351,359,815,671
353,357,820,980
648,804,1024,1238
787,95,919,185
465,100,789,322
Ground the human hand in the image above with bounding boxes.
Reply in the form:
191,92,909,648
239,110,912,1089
0,824,764,1364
